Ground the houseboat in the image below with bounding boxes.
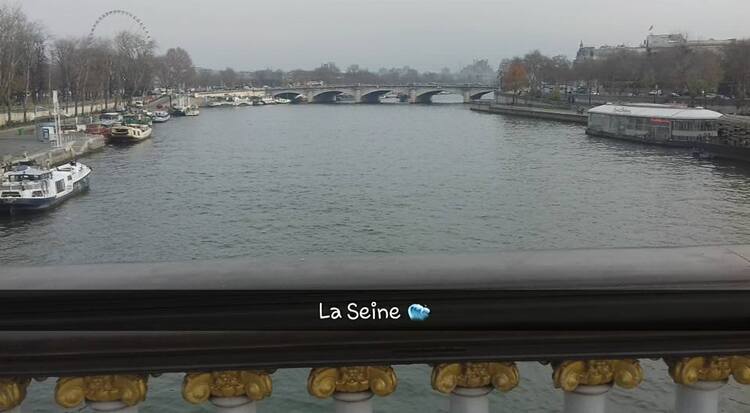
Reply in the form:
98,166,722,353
586,103,723,147
585,103,750,162
172,95,200,116
99,112,123,127
109,124,152,143
152,111,170,123
0,160,91,214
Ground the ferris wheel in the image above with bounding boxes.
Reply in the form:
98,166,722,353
88,9,152,44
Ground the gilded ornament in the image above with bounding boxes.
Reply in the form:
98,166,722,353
0,377,30,410
55,375,147,408
182,370,273,404
307,366,397,399
668,356,750,385
730,356,750,385
431,362,519,394
553,359,642,392
667,356,732,385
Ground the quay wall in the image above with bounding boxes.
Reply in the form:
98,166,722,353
470,103,588,124
496,92,748,115
1,134,106,169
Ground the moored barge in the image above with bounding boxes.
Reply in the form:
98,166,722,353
585,103,750,161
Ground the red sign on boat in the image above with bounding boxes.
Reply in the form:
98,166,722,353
649,118,670,125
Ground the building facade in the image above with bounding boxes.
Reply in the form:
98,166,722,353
575,33,737,64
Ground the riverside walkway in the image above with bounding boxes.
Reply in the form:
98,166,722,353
0,131,105,169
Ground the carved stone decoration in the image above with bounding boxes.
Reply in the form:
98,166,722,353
54,375,148,408
667,356,750,385
0,377,31,411
307,366,397,399
182,370,273,404
553,359,643,392
431,362,520,394
730,356,750,385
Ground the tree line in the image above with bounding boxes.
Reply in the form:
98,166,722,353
0,4,194,123
500,43,750,105
0,1,500,125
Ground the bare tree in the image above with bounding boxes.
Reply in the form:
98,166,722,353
112,31,156,102
724,40,750,108
0,4,44,122
158,47,195,89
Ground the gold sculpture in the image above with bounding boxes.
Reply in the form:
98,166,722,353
731,356,750,384
307,366,397,399
667,356,750,385
182,370,273,404
55,375,148,408
553,359,643,392
431,362,519,394
0,377,30,411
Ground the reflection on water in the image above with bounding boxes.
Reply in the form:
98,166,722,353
5,101,750,411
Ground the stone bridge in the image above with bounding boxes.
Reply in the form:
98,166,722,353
270,84,495,103
195,85,495,104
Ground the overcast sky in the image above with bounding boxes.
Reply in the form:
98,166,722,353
16,0,750,72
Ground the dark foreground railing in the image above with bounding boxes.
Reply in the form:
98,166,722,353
0,245,749,413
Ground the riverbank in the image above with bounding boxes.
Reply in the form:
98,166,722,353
470,102,588,124
494,92,750,116
0,100,122,128
0,134,106,169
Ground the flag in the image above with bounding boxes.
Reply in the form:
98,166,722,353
648,25,654,31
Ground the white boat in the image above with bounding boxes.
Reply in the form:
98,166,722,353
109,124,153,143
274,97,291,104
234,97,252,107
173,95,200,116
152,111,170,123
99,112,123,127
0,160,91,214
262,97,276,105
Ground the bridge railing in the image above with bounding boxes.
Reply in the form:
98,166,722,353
1,245,749,413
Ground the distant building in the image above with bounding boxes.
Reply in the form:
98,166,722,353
575,33,737,64
575,42,644,63
645,33,736,52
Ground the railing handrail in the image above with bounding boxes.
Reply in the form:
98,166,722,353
2,245,750,290
3,330,750,377
1,245,750,378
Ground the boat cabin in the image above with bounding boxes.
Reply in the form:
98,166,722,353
587,103,723,143
1,166,55,197
99,113,123,126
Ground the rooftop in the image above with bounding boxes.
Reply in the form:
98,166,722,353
588,103,724,120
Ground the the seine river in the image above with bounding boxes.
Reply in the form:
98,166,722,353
4,96,750,411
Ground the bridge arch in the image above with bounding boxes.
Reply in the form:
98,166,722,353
359,89,392,103
414,89,444,104
311,90,345,103
272,91,304,102
469,90,494,100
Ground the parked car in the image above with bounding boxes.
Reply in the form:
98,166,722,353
648,90,663,96
670,92,681,97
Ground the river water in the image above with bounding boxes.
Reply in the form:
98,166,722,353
4,97,750,411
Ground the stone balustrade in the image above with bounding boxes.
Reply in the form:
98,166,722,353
1,357,748,413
